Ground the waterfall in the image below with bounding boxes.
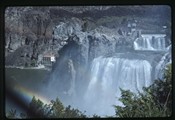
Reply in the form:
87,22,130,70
155,45,172,80
45,29,171,117
84,56,152,116
134,35,167,51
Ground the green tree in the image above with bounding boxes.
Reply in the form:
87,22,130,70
26,96,87,118
63,105,86,118
6,96,87,118
147,63,172,113
27,96,45,117
50,98,65,118
49,97,86,118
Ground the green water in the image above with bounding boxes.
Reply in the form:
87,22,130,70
5,68,50,90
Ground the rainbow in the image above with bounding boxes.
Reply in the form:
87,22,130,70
12,82,51,105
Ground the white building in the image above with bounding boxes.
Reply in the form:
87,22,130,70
51,56,56,62
41,53,56,66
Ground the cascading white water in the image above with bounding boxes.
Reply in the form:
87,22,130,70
155,45,172,80
46,25,171,117
84,56,152,116
134,36,166,51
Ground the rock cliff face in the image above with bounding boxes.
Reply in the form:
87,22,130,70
5,6,171,95
5,7,54,66
5,6,171,66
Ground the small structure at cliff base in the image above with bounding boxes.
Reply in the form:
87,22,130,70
41,52,56,67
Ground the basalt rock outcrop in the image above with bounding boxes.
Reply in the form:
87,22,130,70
5,6,171,66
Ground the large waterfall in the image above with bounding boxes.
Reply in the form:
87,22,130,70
81,34,171,116
87,56,153,93
45,33,171,117
84,56,152,116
